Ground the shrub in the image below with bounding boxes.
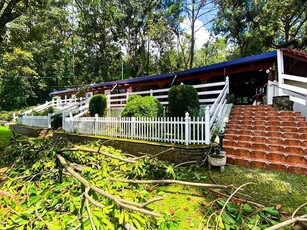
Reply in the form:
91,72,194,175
89,94,107,117
168,84,200,117
51,114,62,130
127,94,141,102
0,111,13,121
121,95,163,117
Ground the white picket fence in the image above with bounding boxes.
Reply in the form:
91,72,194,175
63,110,211,145
18,114,51,128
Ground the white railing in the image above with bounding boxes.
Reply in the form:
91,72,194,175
270,49,307,108
23,97,87,115
106,80,227,108
209,77,229,127
63,110,211,145
18,114,51,128
267,80,307,108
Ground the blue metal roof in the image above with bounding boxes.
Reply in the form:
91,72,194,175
50,50,277,95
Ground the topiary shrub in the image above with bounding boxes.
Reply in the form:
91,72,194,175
121,95,163,117
168,84,200,117
127,94,141,102
89,94,107,117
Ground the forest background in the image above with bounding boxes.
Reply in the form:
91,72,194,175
0,0,306,110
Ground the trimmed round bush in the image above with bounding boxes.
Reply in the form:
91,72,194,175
89,94,107,117
121,95,163,117
168,84,200,117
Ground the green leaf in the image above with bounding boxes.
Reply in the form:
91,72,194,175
119,211,125,224
262,207,280,216
236,212,243,224
29,195,41,206
243,203,253,214
221,212,236,224
217,216,225,229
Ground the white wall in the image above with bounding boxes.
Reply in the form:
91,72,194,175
293,102,307,120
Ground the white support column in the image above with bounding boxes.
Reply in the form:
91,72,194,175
277,49,285,96
126,91,130,104
107,94,111,109
225,76,229,94
205,106,210,145
267,80,274,105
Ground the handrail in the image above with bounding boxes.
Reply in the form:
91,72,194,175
268,80,307,107
270,79,307,97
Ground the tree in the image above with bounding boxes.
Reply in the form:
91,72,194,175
0,48,38,110
182,0,217,68
0,0,46,45
213,0,307,57
194,37,227,66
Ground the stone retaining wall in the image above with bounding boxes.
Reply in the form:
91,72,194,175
9,124,50,137
54,132,210,163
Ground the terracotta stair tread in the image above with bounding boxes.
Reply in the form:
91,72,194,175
225,129,307,138
226,124,307,133
227,156,307,175
224,135,307,147
229,115,305,122
224,105,307,175
227,155,306,167
224,146,307,158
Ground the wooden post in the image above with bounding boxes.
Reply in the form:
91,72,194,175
94,114,98,135
48,114,51,129
131,117,136,138
184,112,190,145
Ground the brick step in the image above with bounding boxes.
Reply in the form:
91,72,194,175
226,124,307,133
229,115,305,122
226,156,307,175
224,141,306,155
225,129,307,139
227,120,307,127
231,111,278,117
224,147,306,160
233,105,275,110
224,134,307,147
231,110,301,116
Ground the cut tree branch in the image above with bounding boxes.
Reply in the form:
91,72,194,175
56,154,162,217
265,214,307,230
61,148,136,163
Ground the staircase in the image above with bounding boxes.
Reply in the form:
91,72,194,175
224,105,307,175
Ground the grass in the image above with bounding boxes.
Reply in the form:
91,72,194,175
149,164,307,229
0,126,12,147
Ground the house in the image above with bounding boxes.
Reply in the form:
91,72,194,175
50,48,307,114
19,48,307,174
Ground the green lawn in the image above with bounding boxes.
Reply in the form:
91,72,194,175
0,126,12,147
149,165,307,229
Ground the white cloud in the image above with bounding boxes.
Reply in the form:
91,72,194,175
180,18,210,50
